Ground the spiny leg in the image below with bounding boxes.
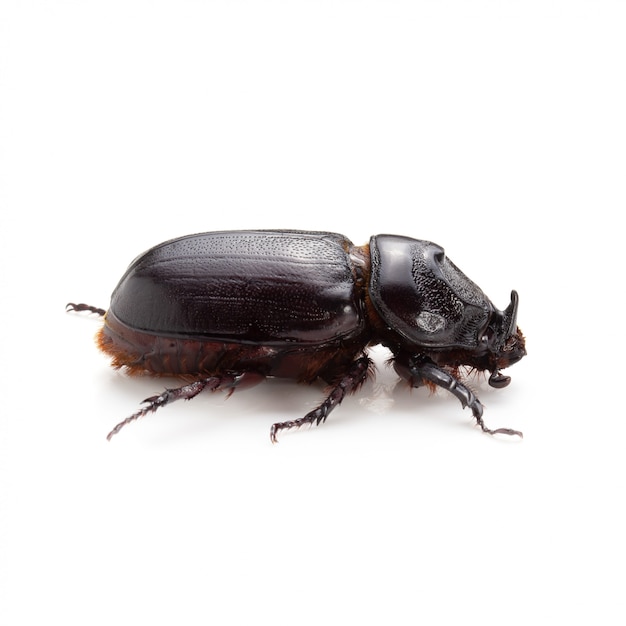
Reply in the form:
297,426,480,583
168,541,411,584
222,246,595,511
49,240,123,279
106,371,260,440
405,355,522,438
66,302,106,316
269,356,371,443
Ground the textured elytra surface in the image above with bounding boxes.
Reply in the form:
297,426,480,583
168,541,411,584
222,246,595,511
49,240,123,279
109,231,365,344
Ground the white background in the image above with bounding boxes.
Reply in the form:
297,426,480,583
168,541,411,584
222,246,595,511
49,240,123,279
1,1,624,624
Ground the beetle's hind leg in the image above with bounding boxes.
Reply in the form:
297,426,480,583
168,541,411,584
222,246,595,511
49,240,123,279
106,372,262,440
269,356,371,443
66,302,106,316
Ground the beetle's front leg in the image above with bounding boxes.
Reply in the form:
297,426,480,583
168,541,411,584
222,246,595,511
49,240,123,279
398,355,523,438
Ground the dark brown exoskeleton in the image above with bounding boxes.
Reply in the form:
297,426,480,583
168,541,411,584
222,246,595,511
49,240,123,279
67,230,526,441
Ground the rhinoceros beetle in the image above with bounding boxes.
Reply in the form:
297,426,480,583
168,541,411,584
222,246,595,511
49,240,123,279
67,230,526,441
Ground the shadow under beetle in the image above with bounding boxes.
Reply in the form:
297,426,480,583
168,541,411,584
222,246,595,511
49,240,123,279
67,230,526,441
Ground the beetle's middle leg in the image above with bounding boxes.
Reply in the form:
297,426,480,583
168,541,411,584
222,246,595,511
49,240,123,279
398,355,523,438
269,356,371,443
106,372,262,440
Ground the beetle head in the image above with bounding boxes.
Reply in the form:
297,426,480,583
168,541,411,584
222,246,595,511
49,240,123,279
476,291,526,388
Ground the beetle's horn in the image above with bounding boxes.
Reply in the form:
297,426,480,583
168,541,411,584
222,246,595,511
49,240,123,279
502,290,519,337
